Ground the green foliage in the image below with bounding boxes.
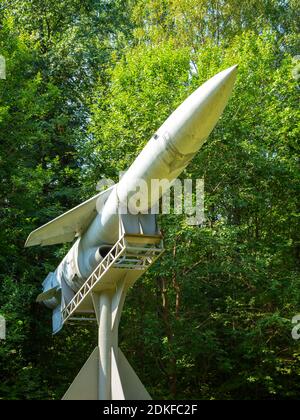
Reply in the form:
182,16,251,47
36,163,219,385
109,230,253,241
0,0,299,400
87,42,191,182
90,29,300,399
0,0,133,399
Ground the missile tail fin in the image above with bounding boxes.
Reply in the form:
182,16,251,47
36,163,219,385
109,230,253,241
36,288,58,303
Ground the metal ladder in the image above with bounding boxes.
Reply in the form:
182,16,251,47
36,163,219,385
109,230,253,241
61,233,164,325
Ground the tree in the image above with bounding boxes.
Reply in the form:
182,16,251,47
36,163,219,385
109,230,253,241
0,0,299,400
89,30,300,399
0,1,133,399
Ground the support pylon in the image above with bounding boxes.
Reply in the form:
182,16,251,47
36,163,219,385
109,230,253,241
62,277,151,400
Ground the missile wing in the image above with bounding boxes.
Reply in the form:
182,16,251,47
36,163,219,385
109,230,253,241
25,186,114,247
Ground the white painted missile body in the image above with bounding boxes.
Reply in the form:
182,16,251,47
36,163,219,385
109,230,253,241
99,65,237,235
26,65,237,318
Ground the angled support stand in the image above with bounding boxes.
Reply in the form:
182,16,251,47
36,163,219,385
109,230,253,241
63,278,151,400
62,213,164,400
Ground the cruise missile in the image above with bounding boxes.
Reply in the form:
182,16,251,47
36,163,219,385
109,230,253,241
26,65,237,333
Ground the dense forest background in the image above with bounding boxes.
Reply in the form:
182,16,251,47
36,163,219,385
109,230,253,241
0,0,299,400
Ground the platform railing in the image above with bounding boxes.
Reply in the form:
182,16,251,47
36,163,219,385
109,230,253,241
61,234,164,324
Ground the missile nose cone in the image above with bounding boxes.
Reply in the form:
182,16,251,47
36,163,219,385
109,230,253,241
161,64,238,155
220,64,238,87
225,64,238,73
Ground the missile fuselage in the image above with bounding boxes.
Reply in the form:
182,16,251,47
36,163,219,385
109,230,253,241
27,65,237,309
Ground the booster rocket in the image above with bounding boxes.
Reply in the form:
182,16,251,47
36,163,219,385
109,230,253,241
25,65,237,333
